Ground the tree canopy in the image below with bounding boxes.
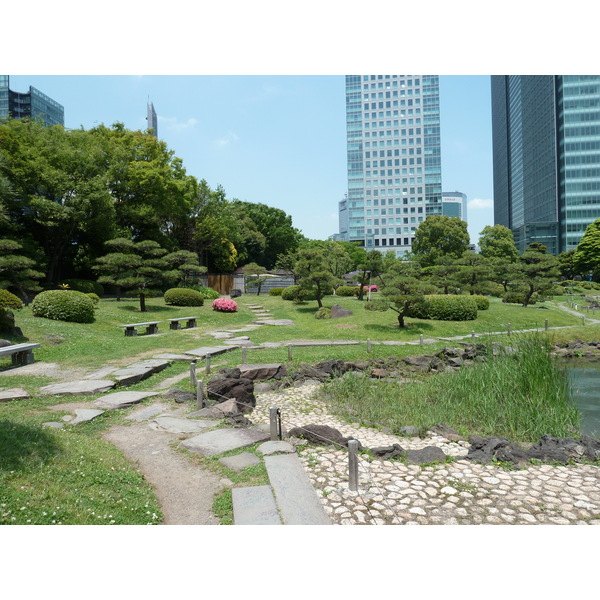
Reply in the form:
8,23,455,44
478,225,519,262
412,215,470,267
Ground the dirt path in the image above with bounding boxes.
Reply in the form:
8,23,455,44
103,423,226,525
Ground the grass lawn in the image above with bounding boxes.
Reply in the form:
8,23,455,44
0,290,598,524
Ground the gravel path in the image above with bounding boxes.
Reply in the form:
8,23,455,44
252,382,600,525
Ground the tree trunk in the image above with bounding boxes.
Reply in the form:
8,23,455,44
522,284,535,307
139,293,147,312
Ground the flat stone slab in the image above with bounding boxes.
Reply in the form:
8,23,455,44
264,453,331,525
238,363,286,380
43,421,64,429
40,380,116,396
210,332,234,339
111,359,170,386
149,416,220,434
259,342,283,348
152,353,197,362
126,403,169,421
289,340,360,347
180,427,270,457
93,391,159,410
184,346,235,358
232,485,281,525
257,441,296,455
219,452,261,472
253,319,295,326
0,387,30,402
69,409,105,426
84,366,117,379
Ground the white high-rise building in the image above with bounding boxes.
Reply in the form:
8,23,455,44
341,75,442,257
441,191,467,221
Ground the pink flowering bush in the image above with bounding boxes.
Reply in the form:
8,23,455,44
362,284,379,292
212,298,238,312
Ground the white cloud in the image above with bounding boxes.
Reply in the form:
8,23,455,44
158,116,199,131
468,197,494,210
214,131,239,147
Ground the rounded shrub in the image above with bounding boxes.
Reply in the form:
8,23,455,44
212,298,238,312
164,288,204,307
186,285,220,300
472,295,490,310
315,307,332,319
336,286,359,297
86,293,100,306
281,285,301,301
60,279,104,296
268,287,285,296
503,292,537,305
0,289,24,312
408,295,477,321
31,290,95,323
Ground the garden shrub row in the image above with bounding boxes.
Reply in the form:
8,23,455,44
164,288,204,307
407,294,478,321
31,290,95,323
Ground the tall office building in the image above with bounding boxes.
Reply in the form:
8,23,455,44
342,75,442,257
0,76,64,126
441,191,467,220
491,75,600,255
146,100,158,137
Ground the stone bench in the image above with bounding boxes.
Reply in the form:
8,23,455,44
0,342,41,366
119,321,161,336
167,316,200,330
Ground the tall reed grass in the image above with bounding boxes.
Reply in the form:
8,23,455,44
322,333,580,442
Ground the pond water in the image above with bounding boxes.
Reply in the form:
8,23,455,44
565,360,600,438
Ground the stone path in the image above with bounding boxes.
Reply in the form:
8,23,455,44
251,383,600,525
5,299,600,525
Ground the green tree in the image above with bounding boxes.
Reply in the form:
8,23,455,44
163,250,206,287
425,255,461,294
0,239,44,301
488,257,522,293
453,251,492,295
517,248,561,307
242,262,269,296
558,249,578,280
478,224,519,262
93,238,140,302
274,250,300,283
371,261,436,328
573,218,600,277
412,215,470,267
354,250,384,301
295,247,340,308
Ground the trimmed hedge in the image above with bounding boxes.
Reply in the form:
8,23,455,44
336,286,359,297
0,289,24,311
268,287,285,296
315,307,332,319
31,290,95,323
164,288,204,307
503,292,538,305
472,295,490,310
86,293,100,306
61,279,104,296
407,294,477,321
185,285,220,300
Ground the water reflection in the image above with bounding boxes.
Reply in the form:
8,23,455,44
564,360,600,438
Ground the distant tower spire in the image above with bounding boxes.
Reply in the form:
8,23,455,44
146,100,158,138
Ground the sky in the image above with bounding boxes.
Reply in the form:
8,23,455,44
6,74,494,244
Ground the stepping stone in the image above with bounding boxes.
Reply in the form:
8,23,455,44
0,388,29,402
184,346,235,358
257,440,295,455
40,380,116,396
210,332,234,339
219,452,261,472
180,427,270,456
43,421,64,429
149,416,220,434
254,319,295,326
111,359,170,386
126,403,169,421
264,454,331,525
84,366,117,379
93,391,159,410
232,486,281,525
69,408,105,425
152,353,197,362
223,339,254,346
238,363,286,380
259,342,283,348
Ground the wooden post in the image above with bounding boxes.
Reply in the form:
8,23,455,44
205,355,211,375
288,345,293,361
196,380,204,409
348,440,359,492
545,319,549,331
367,339,371,353
420,334,423,346
507,323,511,336
190,361,197,387
269,407,280,441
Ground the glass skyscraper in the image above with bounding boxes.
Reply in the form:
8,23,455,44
491,75,600,255
342,75,442,257
0,76,64,126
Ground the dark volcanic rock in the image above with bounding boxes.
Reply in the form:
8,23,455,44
287,424,362,449
405,446,447,464
162,388,195,403
206,371,256,413
330,304,353,318
370,443,405,459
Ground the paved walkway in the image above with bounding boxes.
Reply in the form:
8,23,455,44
251,383,600,525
